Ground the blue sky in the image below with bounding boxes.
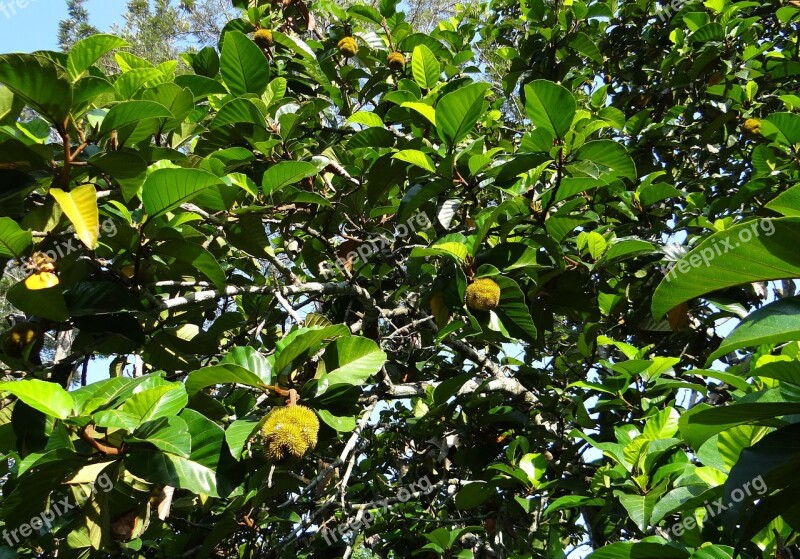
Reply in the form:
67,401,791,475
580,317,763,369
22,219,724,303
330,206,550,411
0,0,124,53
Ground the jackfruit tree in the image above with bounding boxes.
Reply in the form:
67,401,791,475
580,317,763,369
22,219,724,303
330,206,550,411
2,0,800,558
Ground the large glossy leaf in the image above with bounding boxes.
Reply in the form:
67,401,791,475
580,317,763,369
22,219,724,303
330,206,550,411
651,217,800,319
0,380,74,419
324,336,387,386
587,543,689,559
262,161,318,195
67,34,129,79
411,45,439,90
141,168,222,217
209,98,267,130
225,418,261,459
393,149,436,173
274,325,350,376
574,140,636,180
128,416,191,457
7,282,69,322
0,54,73,125
124,448,219,497
98,100,173,137
220,30,270,96
0,217,32,258
220,346,272,384
679,397,800,450
524,80,576,139
707,297,800,363
121,384,189,427
435,82,490,148
184,364,268,394
157,240,226,290
50,184,99,249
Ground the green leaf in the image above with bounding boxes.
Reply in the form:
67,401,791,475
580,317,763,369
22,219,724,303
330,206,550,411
587,543,689,559
411,45,439,90
262,161,318,195
141,168,222,217
98,100,173,137
574,140,636,180
492,274,537,342
67,34,129,79
128,416,191,457
679,398,800,450
761,112,800,147
274,325,350,376
0,54,73,125
209,98,267,130
185,364,268,394
524,80,576,139
651,217,797,319
0,379,74,419
121,384,189,427
707,297,800,364
0,217,32,258
765,183,800,216
7,282,69,322
455,482,494,509
124,448,219,497
317,410,357,432
346,111,383,128
220,347,272,384
436,82,490,148
220,31,270,96
393,149,436,173
225,418,261,459
157,240,226,290
324,337,387,386
401,101,437,126
615,486,664,532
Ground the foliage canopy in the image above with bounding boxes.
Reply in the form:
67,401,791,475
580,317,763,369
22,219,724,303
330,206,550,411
2,0,800,558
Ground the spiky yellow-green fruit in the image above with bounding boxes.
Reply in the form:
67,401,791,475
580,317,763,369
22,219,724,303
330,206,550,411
261,405,319,462
254,29,274,49
387,51,406,71
743,118,761,137
338,36,358,58
1,322,44,360
465,278,501,312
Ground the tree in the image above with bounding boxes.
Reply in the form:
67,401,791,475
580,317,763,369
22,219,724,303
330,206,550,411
2,0,800,558
58,0,99,50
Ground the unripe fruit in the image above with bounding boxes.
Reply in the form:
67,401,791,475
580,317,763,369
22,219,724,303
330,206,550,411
338,36,358,58
261,405,319,462
387,51,406,71
254,29,274,49
1,322,44,360
465,278,501,311
743,118,761,137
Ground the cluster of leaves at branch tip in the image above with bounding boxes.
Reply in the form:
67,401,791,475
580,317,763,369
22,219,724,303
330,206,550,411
254,28,274,49
260,405,320,462
743,117,762,137
1,322,44,360
387,51,406,70
465,278,501,312
338,36,358,58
